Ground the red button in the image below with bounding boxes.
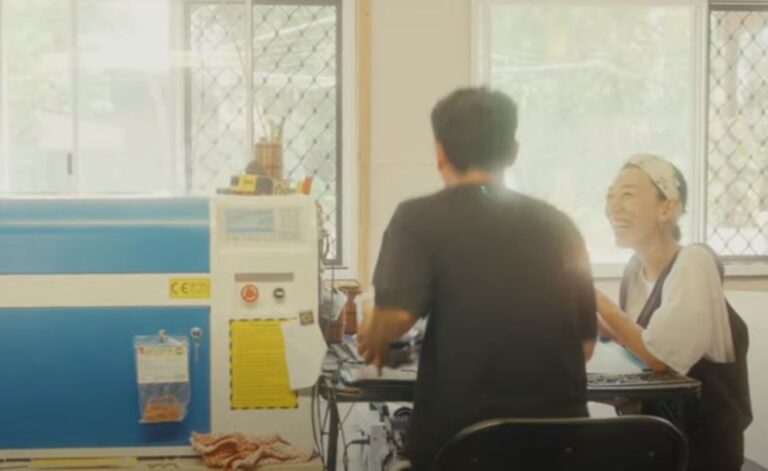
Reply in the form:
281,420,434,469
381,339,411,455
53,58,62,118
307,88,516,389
241,284,259,303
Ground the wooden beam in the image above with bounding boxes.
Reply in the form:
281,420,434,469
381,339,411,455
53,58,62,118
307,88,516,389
356,0,372,288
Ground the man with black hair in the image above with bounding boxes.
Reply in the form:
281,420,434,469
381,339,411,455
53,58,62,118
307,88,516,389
358,87,598,470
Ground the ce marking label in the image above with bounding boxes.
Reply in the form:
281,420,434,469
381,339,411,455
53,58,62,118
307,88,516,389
169,278,211,299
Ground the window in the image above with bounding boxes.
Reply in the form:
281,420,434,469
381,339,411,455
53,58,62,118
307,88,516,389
0,0,346,264
186,0,343,262
1,0,175,194
475,1,768,265
708,6,768,259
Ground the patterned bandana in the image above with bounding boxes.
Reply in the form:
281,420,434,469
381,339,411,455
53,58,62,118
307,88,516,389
626,154,681,201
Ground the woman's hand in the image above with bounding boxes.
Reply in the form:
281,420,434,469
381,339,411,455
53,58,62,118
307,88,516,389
594,289,668,372
595,289,619,316
595,290,619,339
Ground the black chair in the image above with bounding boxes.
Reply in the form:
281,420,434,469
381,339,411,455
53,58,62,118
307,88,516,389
433,416,687,471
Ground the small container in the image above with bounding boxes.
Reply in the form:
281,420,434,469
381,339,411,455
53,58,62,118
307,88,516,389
340,287,362,336
254,139,283,180
326,318,344,344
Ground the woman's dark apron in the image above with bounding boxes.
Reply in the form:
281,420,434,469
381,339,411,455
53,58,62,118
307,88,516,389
619,247,752,470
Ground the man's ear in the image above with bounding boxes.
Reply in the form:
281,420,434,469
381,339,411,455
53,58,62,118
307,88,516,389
506,140,519,167
436,141,448,171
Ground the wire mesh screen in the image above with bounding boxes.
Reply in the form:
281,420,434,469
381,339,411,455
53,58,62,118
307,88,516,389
708,8,768,257
188,2,249,192
253,3,339,261
187,0,341,262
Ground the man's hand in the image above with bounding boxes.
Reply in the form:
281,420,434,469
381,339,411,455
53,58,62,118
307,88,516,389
357,307,389,371
357,325,388,371
357,303,418,372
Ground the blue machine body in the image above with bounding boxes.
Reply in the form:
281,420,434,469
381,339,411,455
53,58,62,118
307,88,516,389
0,198,212,451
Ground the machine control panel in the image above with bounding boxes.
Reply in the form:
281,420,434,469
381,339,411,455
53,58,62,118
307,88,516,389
234,272,295,315
224,207,303,244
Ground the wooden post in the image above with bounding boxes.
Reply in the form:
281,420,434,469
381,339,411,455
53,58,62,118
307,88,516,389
357,0,373,288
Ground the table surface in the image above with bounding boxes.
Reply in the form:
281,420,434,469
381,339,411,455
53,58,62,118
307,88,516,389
321,341,701,404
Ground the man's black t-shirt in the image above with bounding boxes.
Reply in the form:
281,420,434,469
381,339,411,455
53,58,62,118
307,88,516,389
373,184,597,470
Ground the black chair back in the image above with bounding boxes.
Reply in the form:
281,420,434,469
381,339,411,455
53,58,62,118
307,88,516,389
433,415,687,471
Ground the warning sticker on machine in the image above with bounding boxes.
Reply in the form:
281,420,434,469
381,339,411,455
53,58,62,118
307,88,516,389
169,278,210,299
136,344,189,384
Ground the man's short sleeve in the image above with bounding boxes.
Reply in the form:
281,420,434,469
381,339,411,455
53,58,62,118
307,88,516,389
559,213,597,340
372,204,433,318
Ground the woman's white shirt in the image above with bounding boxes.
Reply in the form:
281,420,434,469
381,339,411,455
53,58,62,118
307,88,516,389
624,245,735,374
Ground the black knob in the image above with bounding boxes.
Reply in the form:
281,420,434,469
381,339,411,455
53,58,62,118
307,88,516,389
273,288,286,300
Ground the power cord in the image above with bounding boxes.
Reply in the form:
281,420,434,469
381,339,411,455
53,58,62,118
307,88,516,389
310,384,324,466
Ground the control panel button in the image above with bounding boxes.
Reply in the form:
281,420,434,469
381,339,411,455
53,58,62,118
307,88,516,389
241,284,259,303
273,287,286,300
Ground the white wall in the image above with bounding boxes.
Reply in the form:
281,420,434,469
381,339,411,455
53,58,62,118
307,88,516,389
366,0,767,466
368,0,471,266
366,0,626,302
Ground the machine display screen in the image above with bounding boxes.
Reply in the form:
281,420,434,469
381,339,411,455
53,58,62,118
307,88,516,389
226,210,276,235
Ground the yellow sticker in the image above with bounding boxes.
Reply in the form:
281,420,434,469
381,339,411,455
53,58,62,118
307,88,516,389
234,174,257,192
169,278,210,299
230,319,298,409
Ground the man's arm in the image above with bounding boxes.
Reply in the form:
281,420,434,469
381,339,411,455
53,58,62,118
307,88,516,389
357,306,418,370
583,339,596,362
360,202,432,369
560,213,598,364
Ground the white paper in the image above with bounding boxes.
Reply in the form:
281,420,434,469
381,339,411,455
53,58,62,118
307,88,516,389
586,341,644,374
281,319,328,390
345,364,418,382
136,344,189,384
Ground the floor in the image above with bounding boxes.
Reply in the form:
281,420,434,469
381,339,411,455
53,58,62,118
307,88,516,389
0,455,765,470
0,460,322,471
0,401,763,471
745,460,768,471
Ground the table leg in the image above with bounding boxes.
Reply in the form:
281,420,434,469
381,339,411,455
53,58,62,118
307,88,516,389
326,391,341,471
